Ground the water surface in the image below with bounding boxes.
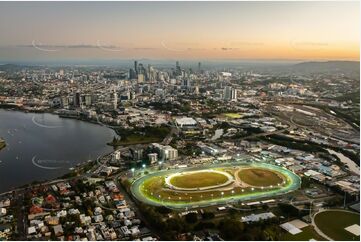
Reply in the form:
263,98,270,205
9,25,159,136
0,110,115,193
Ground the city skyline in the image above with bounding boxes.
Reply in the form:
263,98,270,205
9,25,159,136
0,1,359,62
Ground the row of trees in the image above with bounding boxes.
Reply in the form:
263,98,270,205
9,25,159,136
138,203,288,241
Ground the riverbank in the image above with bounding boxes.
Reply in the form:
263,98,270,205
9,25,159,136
0,138,5,151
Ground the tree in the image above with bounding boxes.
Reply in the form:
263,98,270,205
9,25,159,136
194,222,215,231
202,212,215,220
165,218,184,231
218,218,244,240
185,213,198,224
278,203,299,217
155,206,172,214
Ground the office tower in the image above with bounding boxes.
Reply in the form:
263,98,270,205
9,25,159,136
85,94,92,106
129,68,136,79
231,88,237,100
80,95,86,107
138,74,145,83
74,91,81,107
223,86,237,101
113,91,118,110
61,96,69,109
198,62,201,72
194,85,199,95
138,63,143,74
134,60,138,75
176,61,181,76
182,79,192,88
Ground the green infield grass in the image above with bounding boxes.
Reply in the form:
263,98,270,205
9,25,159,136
314,210,360,241
238,168,284,187
169,171,229,189
223,113,242,119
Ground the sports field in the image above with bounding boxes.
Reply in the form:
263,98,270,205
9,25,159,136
282,226,326,241
130,162,301,209
314,210,360,241
238,168,284,187
168,170,230,189
222,113,242,119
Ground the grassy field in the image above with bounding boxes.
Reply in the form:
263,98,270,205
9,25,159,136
112,134,163,145
223,113,242,119
140,175,278,203
169,172,229,188
282,226,326,241
314,210,360,241
238,168,284,186
109,126,170,146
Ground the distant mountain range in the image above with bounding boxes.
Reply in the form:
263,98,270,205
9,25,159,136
291,61,360,76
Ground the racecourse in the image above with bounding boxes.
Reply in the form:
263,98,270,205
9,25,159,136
165,169,234,191
130,161,301,209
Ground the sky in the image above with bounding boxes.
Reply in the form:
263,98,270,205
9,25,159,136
0,1,359,62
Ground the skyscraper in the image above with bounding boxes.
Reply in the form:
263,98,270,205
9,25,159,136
113,91,118,110
134,60,138,75
223,86,237,101
176,61,181,76
74,91,81,107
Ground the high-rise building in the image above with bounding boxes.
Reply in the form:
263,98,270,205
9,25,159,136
231,88,237,100
148,153,158,164
134,61,138,73
74,91,81,107
138,63,144,74
223,86,237,101
198,62,201,72
113,91,118,110
175,61,181,76
194,85,200,95
152,143,178,161
61,96,69,109
84,95,92,106
137,74,145,83
129,68,136,79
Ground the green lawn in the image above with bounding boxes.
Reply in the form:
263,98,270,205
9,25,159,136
140,173,282,203
238,168,284,187
282,226,326,241
314,210,360,241
169,172,229,188
109,126,170,146
223,113,242,119
112,134,163,145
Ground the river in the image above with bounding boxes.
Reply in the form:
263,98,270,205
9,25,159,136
0,109,115,193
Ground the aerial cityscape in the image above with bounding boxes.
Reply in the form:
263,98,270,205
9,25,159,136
0,1,360,241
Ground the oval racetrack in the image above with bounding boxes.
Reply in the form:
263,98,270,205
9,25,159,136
130,161,301,209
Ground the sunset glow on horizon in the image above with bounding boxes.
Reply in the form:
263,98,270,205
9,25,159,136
0,1,359,61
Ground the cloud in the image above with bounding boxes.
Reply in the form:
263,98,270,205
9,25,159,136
15,41,158,53
220,47,239,51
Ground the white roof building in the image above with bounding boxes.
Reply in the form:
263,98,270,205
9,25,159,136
175,117,197,128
